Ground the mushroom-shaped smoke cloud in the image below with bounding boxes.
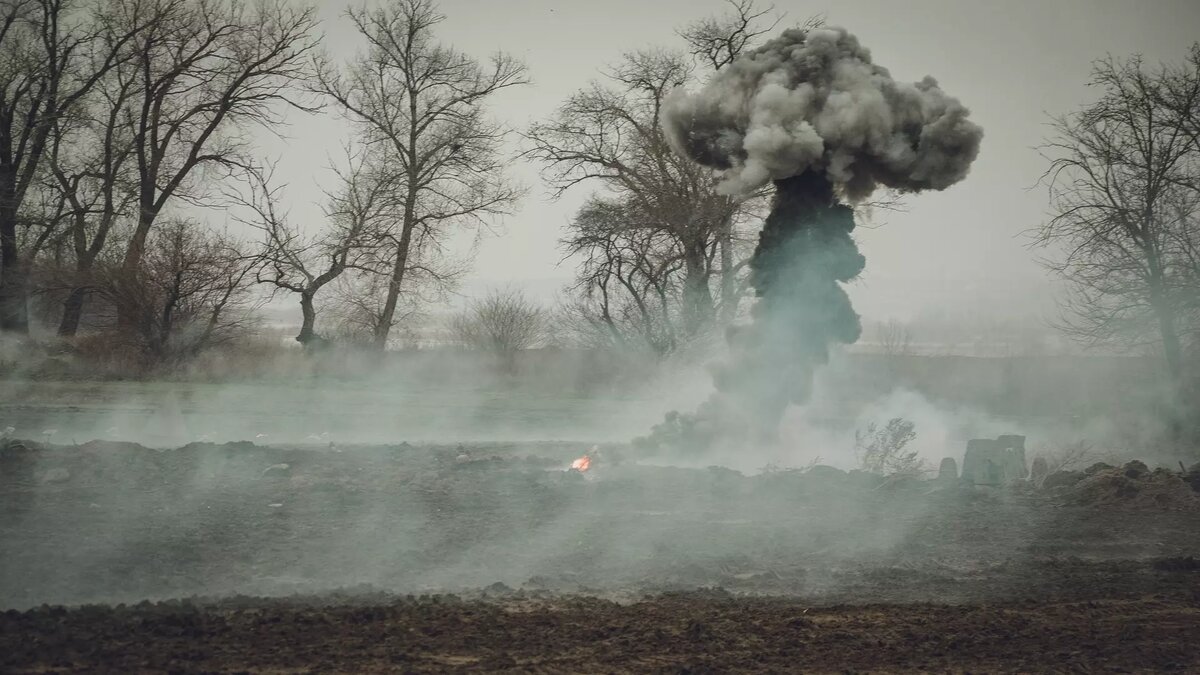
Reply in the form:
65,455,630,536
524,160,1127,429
640,26,982,451
663,26,982,200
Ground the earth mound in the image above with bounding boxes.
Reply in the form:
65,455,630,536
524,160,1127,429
1058,461,1199,510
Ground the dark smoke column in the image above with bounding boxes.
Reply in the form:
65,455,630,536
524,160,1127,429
714,172,863,436
650,26,983,445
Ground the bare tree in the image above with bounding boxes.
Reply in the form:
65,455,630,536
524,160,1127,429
527,2,776,350
43,50,139,336
1157,44,1200,358
110,0,319,326
1034,48,1200,411
679,0,784,321
234,156,387,347
527,51,749,338
877,319,914,356
0,0,143,332
560,196,688,355
316,0,526,350
104,218,257,359
13,162,76,302
677,0,782,71
317,270,420,347
450,288,545,366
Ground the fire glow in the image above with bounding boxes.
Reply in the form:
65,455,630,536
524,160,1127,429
570,455,591,472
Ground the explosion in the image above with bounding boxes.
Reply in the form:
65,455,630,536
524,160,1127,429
643,26,983,448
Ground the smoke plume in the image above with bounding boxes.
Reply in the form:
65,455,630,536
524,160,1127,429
662,26,982,200
643,26,982,447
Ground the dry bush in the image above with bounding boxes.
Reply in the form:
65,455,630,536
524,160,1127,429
102,221,258,363
855,417,925,476
317,271,432,350
450,289,546,356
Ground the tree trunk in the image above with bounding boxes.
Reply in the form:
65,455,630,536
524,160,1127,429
58,251,99,337
57,287,88,337
116,202,157,328
718,217,736,324
0,260,28,334
0,201,28,333
1155,302,1184,379
296,292,317,346
123,208,154,275
373,224,415,351
1147,253,1186,438
681,242,714,335
1151,288,1185,426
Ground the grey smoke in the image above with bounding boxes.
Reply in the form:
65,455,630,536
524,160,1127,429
662,26,983,199
637,25,982,449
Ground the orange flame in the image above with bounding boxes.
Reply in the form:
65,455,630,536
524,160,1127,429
571,455,591,472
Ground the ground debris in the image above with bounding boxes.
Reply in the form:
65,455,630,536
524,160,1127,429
1056,461,1199,510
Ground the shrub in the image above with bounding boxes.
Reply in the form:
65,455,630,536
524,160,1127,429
855,417,925,476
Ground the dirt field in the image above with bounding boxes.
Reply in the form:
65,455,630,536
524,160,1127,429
5,592,1200,673
2,439,1199,672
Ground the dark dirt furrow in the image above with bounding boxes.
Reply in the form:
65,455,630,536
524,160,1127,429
3,593,1200,673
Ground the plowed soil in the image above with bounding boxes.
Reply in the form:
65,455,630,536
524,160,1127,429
4,592,1200,673
2,439,1199,673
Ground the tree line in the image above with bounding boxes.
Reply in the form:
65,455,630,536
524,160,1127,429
0,0,1196,416
0,0,781,363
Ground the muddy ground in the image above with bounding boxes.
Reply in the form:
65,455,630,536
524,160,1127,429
2,439,1200,672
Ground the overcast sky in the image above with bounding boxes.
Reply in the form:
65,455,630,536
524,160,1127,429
251,0,1200,325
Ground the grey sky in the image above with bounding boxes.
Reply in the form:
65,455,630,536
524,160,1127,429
253,0,1200,324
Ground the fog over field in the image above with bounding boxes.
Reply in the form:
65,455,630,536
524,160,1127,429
0,0,1198,671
